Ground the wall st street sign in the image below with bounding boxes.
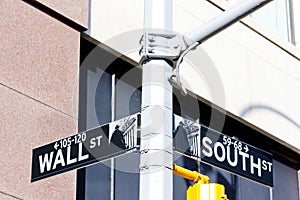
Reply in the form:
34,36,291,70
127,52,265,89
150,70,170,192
173,115,273,186
31,113,140,182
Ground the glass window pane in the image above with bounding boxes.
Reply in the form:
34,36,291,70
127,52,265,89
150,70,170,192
115,79,141,120
85,160,112,200
251,0,292,42
114,152,140,200
272,160,299,200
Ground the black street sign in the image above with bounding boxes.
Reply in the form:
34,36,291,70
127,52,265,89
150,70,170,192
200,126,273,186
173,115,273,186
31,113,140,182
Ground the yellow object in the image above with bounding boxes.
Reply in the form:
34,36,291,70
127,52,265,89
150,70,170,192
173,164,229,200
187,183,228,200
173,164,209,184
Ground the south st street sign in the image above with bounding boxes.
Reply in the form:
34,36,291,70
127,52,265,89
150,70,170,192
173,115,273,186
31,114,140,182
200,126,273,186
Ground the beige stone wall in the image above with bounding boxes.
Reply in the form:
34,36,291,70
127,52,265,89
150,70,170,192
27,0,88,28
0,1,81,199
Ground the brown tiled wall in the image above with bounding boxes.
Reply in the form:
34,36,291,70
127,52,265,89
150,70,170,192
0,0,82,199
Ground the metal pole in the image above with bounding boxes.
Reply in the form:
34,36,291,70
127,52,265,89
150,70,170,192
110,74,116,200
139,0,173,200
184,0,272,45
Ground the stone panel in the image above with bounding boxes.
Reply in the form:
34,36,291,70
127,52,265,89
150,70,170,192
0,82,77,199
0,0,80,118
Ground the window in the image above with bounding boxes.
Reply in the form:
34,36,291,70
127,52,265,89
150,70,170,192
251,0,293,43
77,34,142,200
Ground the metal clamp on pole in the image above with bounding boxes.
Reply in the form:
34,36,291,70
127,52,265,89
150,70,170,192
139,31,191,95
139,32,184,67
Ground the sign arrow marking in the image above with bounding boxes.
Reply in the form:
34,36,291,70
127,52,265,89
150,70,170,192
54,142,59,150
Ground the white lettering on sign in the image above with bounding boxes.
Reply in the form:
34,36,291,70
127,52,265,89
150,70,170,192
67,146,77,165
39,152,54,173
53,132,87,150
90,135,103,149
227,146,238,167
262,160,273,172
38,143,89,174
52,149,66,170
202,137,213,157
78,143,89,161
214,142,226,162
250,155,261,177
239,151,249,171
201,136,272,177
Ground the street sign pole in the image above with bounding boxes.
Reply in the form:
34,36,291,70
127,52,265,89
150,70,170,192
139,0,173,199
139,0,272,199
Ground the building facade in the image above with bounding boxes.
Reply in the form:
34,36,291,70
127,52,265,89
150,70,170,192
1,0,300,199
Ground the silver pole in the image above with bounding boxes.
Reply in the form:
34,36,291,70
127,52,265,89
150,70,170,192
139,0,173,200
184,0,272,45
110,74,116,200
